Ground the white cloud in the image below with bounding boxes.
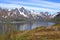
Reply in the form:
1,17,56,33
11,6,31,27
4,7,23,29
0,3,59,12
0,0,60,14
2,0,60,9
0,3,22,9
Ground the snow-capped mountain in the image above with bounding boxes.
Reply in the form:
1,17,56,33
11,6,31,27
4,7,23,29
0,7,57,21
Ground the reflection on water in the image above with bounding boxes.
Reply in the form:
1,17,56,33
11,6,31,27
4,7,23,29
16,22,55,31
0,21,55,34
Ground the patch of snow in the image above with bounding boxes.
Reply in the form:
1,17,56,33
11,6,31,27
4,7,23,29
18,9,28,17
52,13,59,18
2,15,7,18
8,12,11,16
8,9,11,11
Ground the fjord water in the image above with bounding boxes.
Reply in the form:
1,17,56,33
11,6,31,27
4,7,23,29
16,22,55,31
0,21,55,34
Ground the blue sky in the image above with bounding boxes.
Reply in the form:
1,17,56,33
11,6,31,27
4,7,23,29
0,0,60,14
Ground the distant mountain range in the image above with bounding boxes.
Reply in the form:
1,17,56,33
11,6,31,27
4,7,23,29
0,7,59,21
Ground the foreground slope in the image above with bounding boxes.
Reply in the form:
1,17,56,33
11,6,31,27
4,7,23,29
0,24,60,40
16,24,60,40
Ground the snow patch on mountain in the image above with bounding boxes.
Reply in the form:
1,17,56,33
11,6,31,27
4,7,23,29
18,9,28,17
52,13,59,18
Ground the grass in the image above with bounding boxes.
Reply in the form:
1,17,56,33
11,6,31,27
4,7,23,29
52,24,60,26
0,24,60,40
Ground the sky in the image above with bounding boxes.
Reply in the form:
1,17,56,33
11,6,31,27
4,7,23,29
0,0,60,14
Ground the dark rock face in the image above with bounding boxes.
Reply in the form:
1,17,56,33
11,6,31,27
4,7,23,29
20,7,25,12
56,12,60,18
54,12,60,22
55,12,60,18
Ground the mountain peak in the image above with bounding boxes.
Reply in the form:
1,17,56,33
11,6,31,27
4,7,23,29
20,7,25,12
20,7,25,9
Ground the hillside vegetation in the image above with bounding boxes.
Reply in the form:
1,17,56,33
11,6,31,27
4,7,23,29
0,24,60,40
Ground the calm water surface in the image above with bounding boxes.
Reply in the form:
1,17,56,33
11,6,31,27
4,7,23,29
16,22,55,30
0,21,55,34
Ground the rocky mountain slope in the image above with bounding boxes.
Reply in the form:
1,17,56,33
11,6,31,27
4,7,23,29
0,7,58,21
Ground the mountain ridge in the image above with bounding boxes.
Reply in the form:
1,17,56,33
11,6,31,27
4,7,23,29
0,7,59,21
